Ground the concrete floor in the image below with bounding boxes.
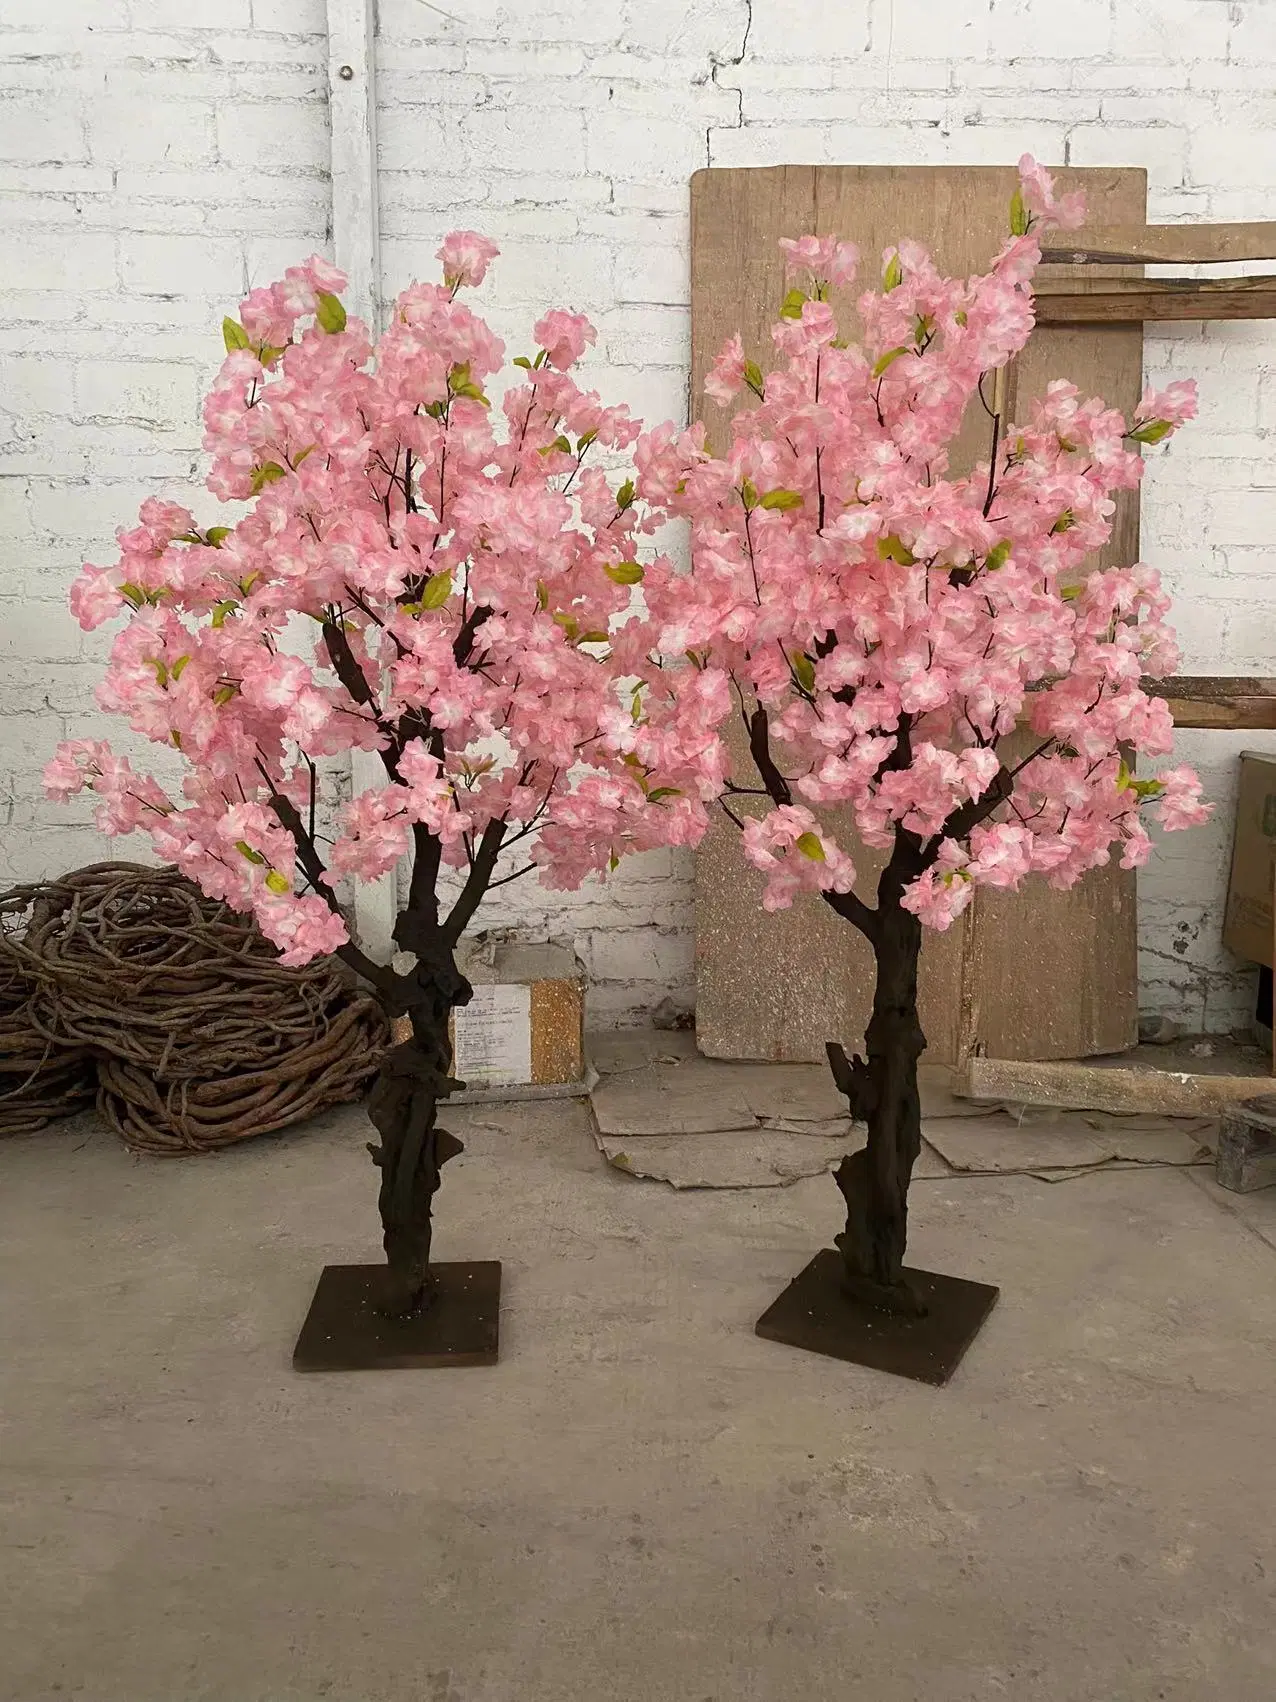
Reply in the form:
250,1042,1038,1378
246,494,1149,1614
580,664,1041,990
3,1099,1276,1702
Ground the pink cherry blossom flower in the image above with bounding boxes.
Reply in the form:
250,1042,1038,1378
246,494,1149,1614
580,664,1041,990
1135,378,1199,431
1017,154,1086,232
705,332,747,406
436,230,500,290
779,234,859,286
533,308,596,371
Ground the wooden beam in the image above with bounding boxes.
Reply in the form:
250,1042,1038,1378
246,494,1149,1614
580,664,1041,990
326,0,396,963
1145,677,1276,731
959,1055,1269,1118
1041,221,1276,266
1035,274,1276,325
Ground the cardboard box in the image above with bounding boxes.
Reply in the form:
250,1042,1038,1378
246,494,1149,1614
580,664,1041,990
1223,751,1276,969
390,941,585,1090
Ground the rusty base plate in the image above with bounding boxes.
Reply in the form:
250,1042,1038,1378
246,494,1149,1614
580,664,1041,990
755,1249,998,1387
292,1261,501,1372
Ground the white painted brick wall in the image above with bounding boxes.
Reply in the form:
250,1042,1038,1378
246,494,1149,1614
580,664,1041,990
4,0,1276,1030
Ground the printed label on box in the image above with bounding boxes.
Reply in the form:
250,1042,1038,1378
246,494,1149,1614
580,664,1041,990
452,983,533,1088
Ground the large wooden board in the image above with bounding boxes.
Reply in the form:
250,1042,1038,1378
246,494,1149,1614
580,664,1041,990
691,165,1146,1066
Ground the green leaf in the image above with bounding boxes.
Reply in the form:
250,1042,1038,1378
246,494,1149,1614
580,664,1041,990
212,683,236,705
119,580,146,606
954,309,968,327
743,359,765,394
222,317,251,353
423,400,446,420
235,839,266,865
795,831,826,862
539,434,573,456
536,579,549,610
877,534,917,566
314,291,347,334
577,629,609,645
170,654,190,681
608,851,620,872
1059,583,1083,602
1132,777,1165,800
258,344,287,368
616,478,636,510
205,526,231,547
453,381,490,406
790,650,816,693
882,252,903,292
1009,186,1029,237
151,658,168,687
1130,418,1173,445
554,611,579,641
513,355,533,370
249,462,287,495
577,427,598,452
647,787,682,802
170,729,182,749
264,869,292,895
419,570,453,610
871,345,910,379
759,488,804,511
779,287,807,320
740,478,758,510
985,539,1012,572
630,684,644,721
293,445,316,466
1050,508,1076,534
211,600,237,628
1116,758,1133,792
604,561,645,585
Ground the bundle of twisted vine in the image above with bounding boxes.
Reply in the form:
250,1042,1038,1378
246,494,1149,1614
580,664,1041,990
1,862,388,1153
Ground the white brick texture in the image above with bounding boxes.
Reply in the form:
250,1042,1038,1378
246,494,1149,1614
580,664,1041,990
4,0,1276,1027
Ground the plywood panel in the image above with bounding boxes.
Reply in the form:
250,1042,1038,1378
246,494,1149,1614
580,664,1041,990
692,165,1145,1066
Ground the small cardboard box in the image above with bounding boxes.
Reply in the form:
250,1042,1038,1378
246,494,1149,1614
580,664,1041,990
390,941,585,1090
1223,751,1276,969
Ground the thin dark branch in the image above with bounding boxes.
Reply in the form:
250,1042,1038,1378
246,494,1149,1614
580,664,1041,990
443,818,507,944
747,705,792,806
453,603,493,668
256,761,395,995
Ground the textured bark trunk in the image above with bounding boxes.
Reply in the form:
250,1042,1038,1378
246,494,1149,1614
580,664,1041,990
365,927,471,1319
830,891,928,1317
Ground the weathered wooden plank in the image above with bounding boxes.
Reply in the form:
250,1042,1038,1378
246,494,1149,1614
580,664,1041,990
1145,677,1276,730
960,1055,1270,1118
1036,276,1276,325
1041,221,1276,266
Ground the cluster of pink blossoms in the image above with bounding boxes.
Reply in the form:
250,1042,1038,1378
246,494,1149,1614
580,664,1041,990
633,156,1209,925
48,157,1211,963
47,238,717,963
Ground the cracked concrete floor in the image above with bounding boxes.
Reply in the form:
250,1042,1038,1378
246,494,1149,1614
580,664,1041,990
3,1099,1276,1702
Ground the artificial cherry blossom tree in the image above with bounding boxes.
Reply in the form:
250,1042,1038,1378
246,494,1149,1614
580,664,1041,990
634,159,1210,1318
46,235,717,1318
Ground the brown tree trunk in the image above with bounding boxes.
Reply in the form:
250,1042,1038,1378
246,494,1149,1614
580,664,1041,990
365,927,472,1319
828,887,928,1317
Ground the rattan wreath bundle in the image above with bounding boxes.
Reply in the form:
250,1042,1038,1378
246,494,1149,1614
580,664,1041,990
9,862,388,1154
0,880,96,1136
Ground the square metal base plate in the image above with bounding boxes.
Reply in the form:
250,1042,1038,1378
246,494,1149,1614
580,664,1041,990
292,1261,501,1372
755,1248,998,1386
